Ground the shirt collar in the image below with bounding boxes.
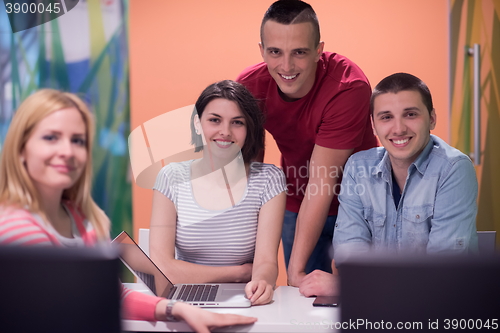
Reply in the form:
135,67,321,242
372,134,435,180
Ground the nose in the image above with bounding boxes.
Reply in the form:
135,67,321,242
281,54,293,73
58,138,75,157
219,121,231,137
393,117,407,135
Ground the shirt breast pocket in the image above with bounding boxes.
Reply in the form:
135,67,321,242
402,206,433,248
363,208,386,243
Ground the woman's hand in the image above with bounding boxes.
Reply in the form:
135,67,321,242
172,301,257,333
245,279,274,305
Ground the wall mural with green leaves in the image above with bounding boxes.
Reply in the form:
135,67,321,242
0,0,131,237
450,0,500,243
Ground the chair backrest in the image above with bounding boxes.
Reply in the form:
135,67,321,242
139,228,150,256
478,231,496,254
0,246,121,333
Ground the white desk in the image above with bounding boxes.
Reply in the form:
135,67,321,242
122,286,339,332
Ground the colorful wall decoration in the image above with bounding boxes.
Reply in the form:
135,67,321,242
450,0,500,243
0,0,131,237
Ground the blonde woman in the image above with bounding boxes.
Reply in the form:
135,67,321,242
0,89,256,333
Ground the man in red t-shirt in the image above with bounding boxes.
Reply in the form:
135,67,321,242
236,0,377,287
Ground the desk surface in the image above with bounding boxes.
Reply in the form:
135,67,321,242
122,286,338,332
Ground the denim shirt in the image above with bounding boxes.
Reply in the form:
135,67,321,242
333,135,478,264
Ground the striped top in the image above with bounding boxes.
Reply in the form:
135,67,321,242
153,161,286,266
0,204,94,247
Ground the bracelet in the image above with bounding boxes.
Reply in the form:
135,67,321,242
165,299,181,321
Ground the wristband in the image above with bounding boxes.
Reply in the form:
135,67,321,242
166,299,181,321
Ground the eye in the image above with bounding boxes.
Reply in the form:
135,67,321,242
406,112,417,118
294,50,307,56
232,120,245,126
42,134,57,141
380,115,392,121
268,49,280,56
72,137,87,146
208,118,220,123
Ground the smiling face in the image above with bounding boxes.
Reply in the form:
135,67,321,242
21,107,88,197
372,90,436,170
260,20,323,101
196,98,247,162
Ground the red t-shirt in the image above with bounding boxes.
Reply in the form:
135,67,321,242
237,52,378,215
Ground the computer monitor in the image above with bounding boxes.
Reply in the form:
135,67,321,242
0,245,121,333
339,254,500,332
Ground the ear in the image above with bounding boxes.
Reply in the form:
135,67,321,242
259,42,264,59
20,149,26,165
194,114,202,135
315,41,324,62
429,109,437,131
371,115,378,137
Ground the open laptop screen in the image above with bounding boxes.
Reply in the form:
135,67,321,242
113,231,174,298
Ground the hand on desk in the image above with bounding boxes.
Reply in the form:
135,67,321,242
245,279,274,305
299,270,339,297
171,301,257,333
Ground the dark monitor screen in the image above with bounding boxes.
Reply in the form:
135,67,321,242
339,254,500,332
0,245,121,333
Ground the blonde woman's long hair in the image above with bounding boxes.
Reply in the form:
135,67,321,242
0,89,109,239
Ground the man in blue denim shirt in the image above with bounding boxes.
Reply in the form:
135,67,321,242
298,73,478,297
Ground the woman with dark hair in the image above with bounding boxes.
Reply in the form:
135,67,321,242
150,80,286,305
0,89,257,332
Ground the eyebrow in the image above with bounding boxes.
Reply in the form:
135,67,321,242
266,47,311,53
403,107,422,112
207,113,245,120
292,47,311,53
42,129,86,136
375,107,422,117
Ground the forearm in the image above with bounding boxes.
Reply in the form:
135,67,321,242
251,261,278,287
153,256,251,284
288,190,333,274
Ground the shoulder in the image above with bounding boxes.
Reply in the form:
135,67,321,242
320,52,371,90
250,162,285,179
158,160,192,179
236,63,274,97
0,207,37,224
348,147,386,165
0,207,52,246
429,135,473,167
236,62,269,83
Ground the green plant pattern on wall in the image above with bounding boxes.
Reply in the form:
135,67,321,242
450,0,500,244
0,0,131,238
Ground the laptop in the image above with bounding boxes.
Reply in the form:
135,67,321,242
112,231,251,308
0,245,121,333
339,253,500,332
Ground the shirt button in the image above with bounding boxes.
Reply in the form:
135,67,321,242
416,215,420,219
393,224,396,228
335,223,338,228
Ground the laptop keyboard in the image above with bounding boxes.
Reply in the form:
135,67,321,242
169,284,219,302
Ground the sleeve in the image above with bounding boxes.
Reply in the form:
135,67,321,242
152,164,178,204
426,157,478,254
261,165,287,205
316,80,372,150
121,285,162,321
0,210,54,246
332,158,372,264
